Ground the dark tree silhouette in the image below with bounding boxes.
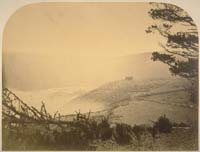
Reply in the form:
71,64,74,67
146,3,198,103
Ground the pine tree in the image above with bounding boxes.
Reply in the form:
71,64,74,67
146,3,198,103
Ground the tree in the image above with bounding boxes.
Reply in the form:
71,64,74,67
146,3,198,103
153,115,172,133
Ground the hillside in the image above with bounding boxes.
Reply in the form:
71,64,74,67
4,52,197,126
71,78,197,126
71,77,189,105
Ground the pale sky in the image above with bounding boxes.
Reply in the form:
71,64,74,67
1,2,198,90
3,3,162,57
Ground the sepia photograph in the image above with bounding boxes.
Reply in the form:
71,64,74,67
1,1,199,151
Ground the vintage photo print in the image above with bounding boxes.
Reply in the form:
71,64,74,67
1,0,199,151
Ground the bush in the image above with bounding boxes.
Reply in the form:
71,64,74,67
97,118,113,141
146,126,158,138
132,124,146,141
154,115,172,133
114,123,134,144
51,114,113,146
51,113,100,146
172,122,188,127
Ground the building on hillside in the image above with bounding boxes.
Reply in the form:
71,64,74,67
125,76,133,81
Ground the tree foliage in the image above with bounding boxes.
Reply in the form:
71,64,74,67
146,3,198,102
153,115,172,133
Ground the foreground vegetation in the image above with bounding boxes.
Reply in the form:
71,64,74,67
2,113,198,151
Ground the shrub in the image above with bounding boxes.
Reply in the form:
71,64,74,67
154,115,172,133
51,112,101,146
172,122,188,127
114,123,134,144
132,124,146,141
97,118,113,141
88,120,99,139
146,126,158,138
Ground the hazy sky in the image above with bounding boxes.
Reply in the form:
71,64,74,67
3,3,163,57
1,3,179,90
